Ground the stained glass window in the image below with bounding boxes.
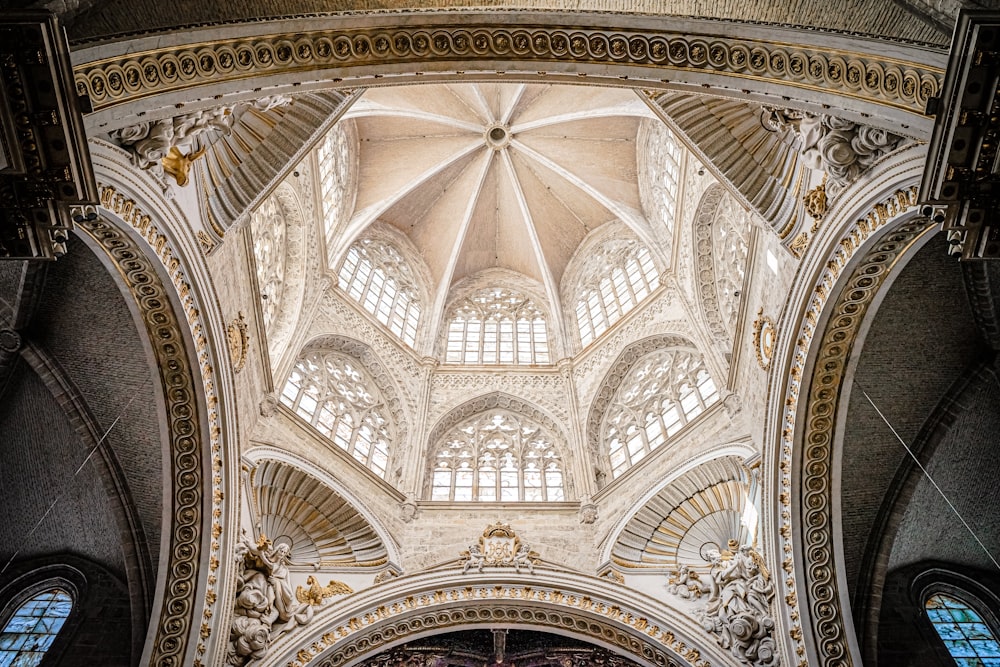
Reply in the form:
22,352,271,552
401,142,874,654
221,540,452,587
280,350,392,477
604,349,720,478
338,239,421,348
574,240,660,347
0,589,73,667
445,288,549,365
431,411,564,502
926,593,1000,666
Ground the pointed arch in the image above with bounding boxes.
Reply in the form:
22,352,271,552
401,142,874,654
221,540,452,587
425,392,572,501
280,335,409,479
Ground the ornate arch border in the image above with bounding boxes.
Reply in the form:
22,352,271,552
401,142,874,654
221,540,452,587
260,569,730,667
88,140,236,667
73,12,943,138
769,145,932,666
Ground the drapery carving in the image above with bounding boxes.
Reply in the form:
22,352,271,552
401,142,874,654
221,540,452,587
228,535,315,665
109,96,290,190
667,543,777,667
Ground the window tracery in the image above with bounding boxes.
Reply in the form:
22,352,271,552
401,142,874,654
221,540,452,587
696,190,749,340
603,348,720,477
638,119,682,241
0,588,73,666
430,410,564,502
250,194,287,333
338,238,421,348
573,240,660,347
926,593,1000,665
444,288,550,365
279,350,392,477
318,122,354,246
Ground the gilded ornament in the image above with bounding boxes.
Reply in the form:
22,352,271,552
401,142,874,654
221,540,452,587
227,311,249,372
460,522,539,574
803,177,829,223
295,576,353,606
161,145,206,186
752,309,776,370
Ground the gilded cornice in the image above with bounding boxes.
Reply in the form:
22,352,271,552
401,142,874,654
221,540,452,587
72,16,943,127
776,184,929,666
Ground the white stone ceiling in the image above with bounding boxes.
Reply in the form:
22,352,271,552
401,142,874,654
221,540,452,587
334,83,661,346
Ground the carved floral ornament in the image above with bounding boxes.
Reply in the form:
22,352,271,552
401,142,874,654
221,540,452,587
74,22,940,118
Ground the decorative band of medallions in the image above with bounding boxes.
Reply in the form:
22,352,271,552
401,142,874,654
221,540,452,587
73,23,941,115
76,215,203,667
278,582,714,667
775,182,930,665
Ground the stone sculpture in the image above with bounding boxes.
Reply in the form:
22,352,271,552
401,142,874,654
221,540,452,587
227,534,315,666
667,542,778,666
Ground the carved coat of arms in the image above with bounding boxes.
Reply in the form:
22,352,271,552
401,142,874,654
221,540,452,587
461,522,538,574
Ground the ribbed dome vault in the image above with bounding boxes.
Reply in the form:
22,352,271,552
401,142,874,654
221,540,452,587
332,83,663,351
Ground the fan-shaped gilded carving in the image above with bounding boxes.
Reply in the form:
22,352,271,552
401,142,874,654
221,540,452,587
251,460,388,567
611,456,751,569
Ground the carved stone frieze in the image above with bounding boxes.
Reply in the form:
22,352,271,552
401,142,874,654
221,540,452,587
763,109,908,196
74,20,941,121
428,370,568,427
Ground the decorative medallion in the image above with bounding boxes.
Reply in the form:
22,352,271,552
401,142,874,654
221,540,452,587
752,308,776,370
803,177,829,222
227,311,249,372
460,522,539,574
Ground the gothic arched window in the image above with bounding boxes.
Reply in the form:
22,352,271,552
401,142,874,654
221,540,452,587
573,240,660,347
250,194,287,333
431,411,564,502
280,350,392,477
604,349,720,478
318,122,354,245
926,592,1000,664
638,120,682,239
337,238,421,348
444,288,550,365
0,588,73,666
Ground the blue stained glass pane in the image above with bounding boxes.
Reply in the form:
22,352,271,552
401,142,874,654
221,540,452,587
0,589,72,666
927,594,1000,665
972,640,1000,657
944,639,974,655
